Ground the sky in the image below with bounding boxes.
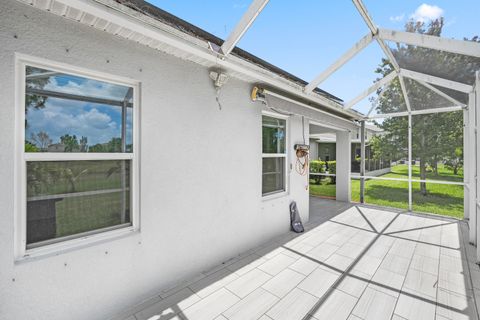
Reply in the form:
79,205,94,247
146,0,479,113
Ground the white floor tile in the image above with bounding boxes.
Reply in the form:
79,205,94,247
227,254,267,276
410,254,439,276
135,288,201,320
438,270,473,297
222,288,278,320
351,287,397,320
189,268,239,298
335,274,369,298
436,288,476,320
225,268,272,298
180,288,240,320
266,288,318,320
258,253,297,276
394,292,436,320
297,267,340,298
262,268,306,298
370,268,405,297
289,257,320,276
380,253,411,276
307,241,340,261
323,253,354,272
402,269,438,299
309,289,357,320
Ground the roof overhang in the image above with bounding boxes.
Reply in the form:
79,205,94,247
15,0,360,121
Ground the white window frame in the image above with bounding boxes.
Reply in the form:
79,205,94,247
262,111,289,199
14,53,141,261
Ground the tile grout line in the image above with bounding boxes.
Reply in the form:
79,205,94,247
303,209,403,320
433,220,444,320
345,213,407,320
387,220,424,320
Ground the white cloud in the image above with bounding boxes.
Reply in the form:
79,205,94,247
389,13,405,23
410,4,444,22
26,99,122,146
44,77,129,101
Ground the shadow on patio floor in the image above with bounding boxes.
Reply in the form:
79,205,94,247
114,197,480,320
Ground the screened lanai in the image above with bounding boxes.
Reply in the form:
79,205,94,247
4,0,480,319
133,0,480,260
206,0,480,259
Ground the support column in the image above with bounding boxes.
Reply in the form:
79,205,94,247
336,131,351,202
468,89,476,245
360,121,366,203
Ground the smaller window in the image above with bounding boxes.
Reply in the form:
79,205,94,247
262,115,287,196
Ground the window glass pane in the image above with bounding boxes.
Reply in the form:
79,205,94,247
262,157,285,195
262,116,286,153
25,66,133,153
26,160,131,245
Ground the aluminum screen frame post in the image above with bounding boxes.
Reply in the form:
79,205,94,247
344,71,397,110
360,121,366,203
220,0,269,56
377,29,480,58
464,108,470,222
474,71,480,259
305,32,374,92
408,113,412,212
468,89,477,245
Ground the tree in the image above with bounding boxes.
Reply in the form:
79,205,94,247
60,134,80,152
30,131,52,151
445,147,463,175
79,136,88,152
25,140,39,152
372,18,479,195
25,67,49,129
89,137,122,153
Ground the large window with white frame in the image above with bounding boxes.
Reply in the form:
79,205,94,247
262,114,287,196
17,56,139,256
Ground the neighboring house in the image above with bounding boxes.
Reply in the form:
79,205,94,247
46,143,66,152
0,1,358,319
310,124,391,174
310,124,382,160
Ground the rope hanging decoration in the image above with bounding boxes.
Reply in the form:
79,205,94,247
295,116,309,176
294,144,310,176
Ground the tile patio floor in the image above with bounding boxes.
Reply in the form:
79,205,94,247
118,198,480,320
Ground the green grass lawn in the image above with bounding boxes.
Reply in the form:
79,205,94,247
310,164,464,219
27,160,131,240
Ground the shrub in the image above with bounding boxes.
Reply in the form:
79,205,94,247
310,160,325,185
327,161,336,184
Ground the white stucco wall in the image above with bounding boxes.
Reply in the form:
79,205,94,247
309,139,319,160
0,2,351,319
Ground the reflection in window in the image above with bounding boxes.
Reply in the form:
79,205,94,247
26,160,131,245
25,66,133,153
